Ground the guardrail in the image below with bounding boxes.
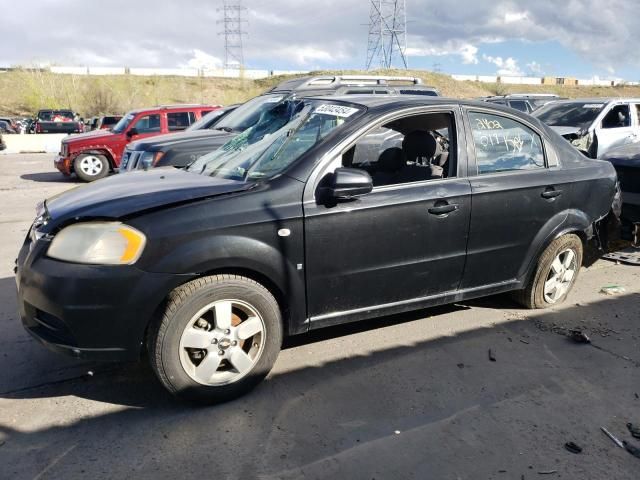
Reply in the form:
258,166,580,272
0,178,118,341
0,134,66,154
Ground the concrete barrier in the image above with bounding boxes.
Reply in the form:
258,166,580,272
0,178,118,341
0,134,66,154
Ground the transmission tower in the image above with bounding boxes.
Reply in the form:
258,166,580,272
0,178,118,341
365,0,408,70
218,1,248,69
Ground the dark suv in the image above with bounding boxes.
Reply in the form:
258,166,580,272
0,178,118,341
481,94,561,113
17,96,617,403
119,75,439,171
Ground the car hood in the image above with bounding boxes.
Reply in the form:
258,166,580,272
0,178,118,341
129,129,235,151
62,129,115,144
550,126,583,137
45,167,253,224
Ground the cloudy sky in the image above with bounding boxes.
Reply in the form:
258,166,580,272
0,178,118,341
1,0,638,80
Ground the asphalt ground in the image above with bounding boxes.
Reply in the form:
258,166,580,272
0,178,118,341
0,154,639,479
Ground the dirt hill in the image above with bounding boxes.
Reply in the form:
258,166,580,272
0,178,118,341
2,68,639,118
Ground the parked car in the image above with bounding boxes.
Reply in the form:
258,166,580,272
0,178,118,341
17,96,618,402
0,120,17,134
481,94,561,113
119,75,439,172
34,109,84,134
0,116,18,132
533,98,640,158
54,104,219,182
96,115,123,130
601,144,640,243
119,105,238,171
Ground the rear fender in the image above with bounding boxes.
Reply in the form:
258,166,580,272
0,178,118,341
518,209,592,282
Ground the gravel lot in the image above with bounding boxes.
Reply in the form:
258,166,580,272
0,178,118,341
0,154,639,479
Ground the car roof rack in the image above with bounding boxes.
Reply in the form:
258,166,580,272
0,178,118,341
269,75,425,92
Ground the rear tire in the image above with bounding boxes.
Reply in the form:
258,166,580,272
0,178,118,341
148,275,283,403
515,234,583,309
74,153,109,182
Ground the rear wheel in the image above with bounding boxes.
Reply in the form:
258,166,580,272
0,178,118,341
148,275,282,403
74,153,109,182
515,234,583,309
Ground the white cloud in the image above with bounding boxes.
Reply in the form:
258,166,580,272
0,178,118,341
406,42,478,64
526,61,543,75
483,54,523,76
504,11,528,23
181,50,223,70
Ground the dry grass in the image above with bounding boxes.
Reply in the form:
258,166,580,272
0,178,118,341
2,68,640,117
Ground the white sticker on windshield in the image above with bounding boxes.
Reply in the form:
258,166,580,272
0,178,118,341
265,96,284,103
583,104,604,109
315,104,359,117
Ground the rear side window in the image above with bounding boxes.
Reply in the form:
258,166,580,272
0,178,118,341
469,112,545,174
167,112,192,131
507,100,529,112
133,114,161,133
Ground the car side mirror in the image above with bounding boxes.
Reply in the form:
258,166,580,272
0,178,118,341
127,127,138,138
319,167,373,202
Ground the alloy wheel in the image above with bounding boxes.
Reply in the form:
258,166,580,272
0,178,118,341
543,248,577,303
178,299,266,386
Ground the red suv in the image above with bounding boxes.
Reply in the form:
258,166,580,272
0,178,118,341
54,104,219,182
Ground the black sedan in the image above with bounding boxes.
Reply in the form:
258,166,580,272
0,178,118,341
16,96,617,403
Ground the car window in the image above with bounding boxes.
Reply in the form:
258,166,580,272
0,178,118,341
167,112,191,131
602,105,631,129
635,105,640,126
469,112,545,174
508,100,529,112
342,112,456,187
133,114,161,133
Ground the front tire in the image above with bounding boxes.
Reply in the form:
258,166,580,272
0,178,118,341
74,153,109,182
515,234,583,309
148,275,283,403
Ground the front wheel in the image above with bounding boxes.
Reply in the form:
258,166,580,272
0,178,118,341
148,275,283,403
74,153,109,182
515,234,583,309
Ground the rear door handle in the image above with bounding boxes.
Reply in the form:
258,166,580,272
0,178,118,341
541,188,562,199
428,203,459,215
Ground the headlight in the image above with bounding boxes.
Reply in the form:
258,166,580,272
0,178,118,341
140,151,164,170
47,222,146,265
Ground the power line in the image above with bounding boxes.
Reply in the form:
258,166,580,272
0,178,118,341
365,0,408,70
218,1,248,69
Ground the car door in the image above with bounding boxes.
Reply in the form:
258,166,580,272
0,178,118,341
303,107,471,325
595,103,636,157
461,109,569,289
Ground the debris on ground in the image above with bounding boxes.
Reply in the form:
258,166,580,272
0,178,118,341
564,441,582,454
537,470,558,475
603,248,640,266
520,339,530,345
568,330,591,344
627,423,640,439
488,349,496,362
601,426,624,448
623,441,640,459
600,285,627,295
456,363,465,369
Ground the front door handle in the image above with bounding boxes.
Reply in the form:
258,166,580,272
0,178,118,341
428,203,458,215
541,188,562,199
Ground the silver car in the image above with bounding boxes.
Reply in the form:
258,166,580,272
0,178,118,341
533,98,640,158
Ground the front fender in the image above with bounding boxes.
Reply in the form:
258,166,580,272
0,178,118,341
143,234,307,335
